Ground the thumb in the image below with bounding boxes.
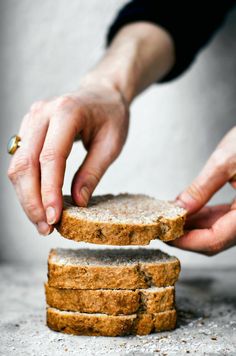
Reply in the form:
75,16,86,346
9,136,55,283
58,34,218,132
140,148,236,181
71,133,119,206
176,150,229,214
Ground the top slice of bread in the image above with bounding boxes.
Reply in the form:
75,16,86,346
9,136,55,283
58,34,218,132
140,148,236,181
56,194,186,245
48,248,180,289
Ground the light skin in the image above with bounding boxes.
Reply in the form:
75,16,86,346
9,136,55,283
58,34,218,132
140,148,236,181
170,126,236,255
8,22,236,255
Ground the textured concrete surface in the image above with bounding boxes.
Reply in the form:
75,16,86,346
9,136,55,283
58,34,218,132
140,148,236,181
1,1,236,267
1,263,236,356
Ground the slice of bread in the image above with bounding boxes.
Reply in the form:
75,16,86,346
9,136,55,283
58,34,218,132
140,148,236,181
45,284,175,315
48,248,180,289
56,194,186,245
46,307,177,336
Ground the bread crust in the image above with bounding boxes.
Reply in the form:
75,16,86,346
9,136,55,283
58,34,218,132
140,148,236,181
55,194,186,245
56,213,186,245
45,284,175,315
46,308,177,336
48,249,180,289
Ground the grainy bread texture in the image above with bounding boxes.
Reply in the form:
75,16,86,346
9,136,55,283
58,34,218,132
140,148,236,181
47,308,177,336
45,284,175,315
56,194,186,245
48,248,180,289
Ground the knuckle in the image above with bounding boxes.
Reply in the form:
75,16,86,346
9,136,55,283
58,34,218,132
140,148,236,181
187,182,205,202
82,169,101,188
8,156,34,181
39,148,59,164
210,148,231,176
206,241,223,256
7,165,15,181
41,187,61,207
54,96,75,110
42,184,58,196
23,201,42,221
52,96,86,130
30,100,46,113
212,149,225,168
211,148,236,180
89,171,100,185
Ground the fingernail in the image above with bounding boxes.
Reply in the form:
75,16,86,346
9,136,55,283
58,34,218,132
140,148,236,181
46,206,56,225
80,186,90,206
37,221,50,236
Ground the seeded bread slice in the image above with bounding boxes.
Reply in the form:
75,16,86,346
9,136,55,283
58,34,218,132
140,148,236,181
56,194,186,245
48,248,180,289
46,308,177,336
45,284,175,315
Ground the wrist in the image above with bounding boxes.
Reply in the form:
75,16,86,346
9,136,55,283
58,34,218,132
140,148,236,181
80,22,175,106
80,69,132,108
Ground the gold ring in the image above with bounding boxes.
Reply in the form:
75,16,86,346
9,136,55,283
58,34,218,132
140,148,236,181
7,135,21,155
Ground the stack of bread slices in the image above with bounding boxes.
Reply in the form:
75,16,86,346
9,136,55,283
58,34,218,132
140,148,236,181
45,194,186,336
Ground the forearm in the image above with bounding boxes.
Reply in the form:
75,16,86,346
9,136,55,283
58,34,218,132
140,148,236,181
81,22,175,104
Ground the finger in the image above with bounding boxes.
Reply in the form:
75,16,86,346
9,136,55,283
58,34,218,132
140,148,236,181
223,127,236,189
229,173,236,189
8,104,52,235
185,204,230,229
71,128,120,206
169,209,236,255
232,198,236,209
40,100,82,225
176,148,232,214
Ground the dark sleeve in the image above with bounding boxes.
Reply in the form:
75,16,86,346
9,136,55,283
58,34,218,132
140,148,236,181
107,0,235,82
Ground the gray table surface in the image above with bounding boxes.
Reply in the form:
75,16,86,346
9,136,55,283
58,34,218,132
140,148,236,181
0,263,235,356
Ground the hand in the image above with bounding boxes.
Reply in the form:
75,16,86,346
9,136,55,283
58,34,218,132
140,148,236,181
8,81,129,235
170,126,236,255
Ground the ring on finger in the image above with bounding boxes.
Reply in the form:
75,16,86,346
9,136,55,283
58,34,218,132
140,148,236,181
7,135,22,155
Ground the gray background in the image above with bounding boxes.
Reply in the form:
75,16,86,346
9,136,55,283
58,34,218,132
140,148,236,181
0,0,235,266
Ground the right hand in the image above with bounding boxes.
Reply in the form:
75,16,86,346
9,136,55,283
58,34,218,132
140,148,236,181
8,80,129,235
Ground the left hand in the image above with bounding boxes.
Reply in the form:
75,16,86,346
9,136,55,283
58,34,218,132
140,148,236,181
170,126,236,255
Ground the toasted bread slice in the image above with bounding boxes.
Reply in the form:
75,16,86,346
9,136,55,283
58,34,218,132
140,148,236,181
48,248,180,289
56,194,186,245
47,308,177,336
